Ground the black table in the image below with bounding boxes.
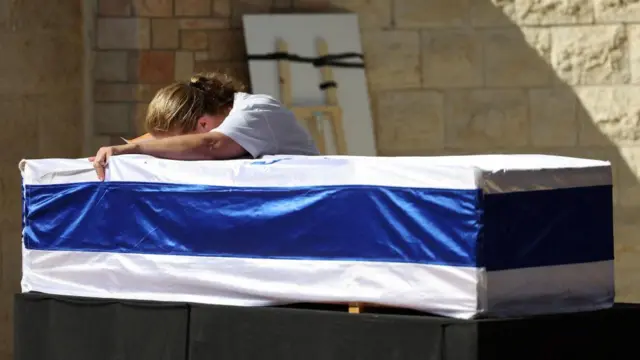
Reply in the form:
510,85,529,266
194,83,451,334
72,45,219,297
14,292,640,360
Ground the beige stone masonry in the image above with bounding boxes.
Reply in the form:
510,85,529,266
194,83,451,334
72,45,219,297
594,0,640,22
515,0,594,25
361,30,421,90
470,0,517,27
551,25,629,85
394,0,469,28
329,0,392,28
576,87,640,146
484,28,552,86
4,1,640,358
97,18,151,49
529,88,578,147
445,89,529,149
630,25,640,84
421,29,483,88
376,90,445,153
152,19,180,49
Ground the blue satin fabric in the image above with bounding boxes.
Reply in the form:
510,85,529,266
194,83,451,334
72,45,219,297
482,185,614,271
22,182,614,270
23,182,482,267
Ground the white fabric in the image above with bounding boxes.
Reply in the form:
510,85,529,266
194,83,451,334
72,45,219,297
21,154,612,193
22,249,613,319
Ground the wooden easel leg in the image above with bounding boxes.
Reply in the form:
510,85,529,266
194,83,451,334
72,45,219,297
316,37,348,155
348,302,363,314
276,38,293,108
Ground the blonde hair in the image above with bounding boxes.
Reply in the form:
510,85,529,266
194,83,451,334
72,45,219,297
145,72,247,135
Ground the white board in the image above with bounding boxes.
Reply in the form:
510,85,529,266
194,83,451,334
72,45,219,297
242,14,377,156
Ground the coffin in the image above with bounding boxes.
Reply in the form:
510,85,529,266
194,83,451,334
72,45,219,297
19,154,614,319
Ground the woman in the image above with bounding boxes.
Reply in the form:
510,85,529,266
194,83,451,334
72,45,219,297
90,71,319,180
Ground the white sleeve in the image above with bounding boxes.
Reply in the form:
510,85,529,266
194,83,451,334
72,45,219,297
213,110,277,158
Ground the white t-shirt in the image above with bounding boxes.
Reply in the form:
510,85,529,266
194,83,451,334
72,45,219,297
213,92,320,158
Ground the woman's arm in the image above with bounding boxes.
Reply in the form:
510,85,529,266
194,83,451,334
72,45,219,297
90,131,247,180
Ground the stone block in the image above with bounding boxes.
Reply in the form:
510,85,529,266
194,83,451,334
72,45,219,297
0,1,8,29
0,201,21,249
98,0,133,16
329,0,392,28
94,103,132,135
616,236,640,302
0,97,38,163
152,19,179,49
615,206,640,229
293,0,331,10
445,89,529,149
94,51,129,82
87,136,116,154
179,18,230,29
34,94,83,160
361,30,421,90
394,0,469,28
132,103,149,135
136,84,165,102
617,147,640,208
97,18,151,50
194,51,209,61
133,0,173,16
230,0,273,28
0,292,15,356
484,28,552,87
470,0,516,27
594,0,640,23
181,30,209,50
273,0,293,9
175,0,212,16
529,88,578,147
551,25,629,85
0,246,14,295
375,90,444,154
0,30,82,95
0,172,23,235
515,0,593,25
6,0,81,31
630,25,640,84
575,87,640,146
136,51,175,83
94,84,130,103
94,84,136,102
421,29,483,88
213,0,232,17
206,30,246,61
175,51,195,81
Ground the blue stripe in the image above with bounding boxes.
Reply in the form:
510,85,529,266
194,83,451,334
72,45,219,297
23,182,482,267
22,182,614,270
482,185,614,271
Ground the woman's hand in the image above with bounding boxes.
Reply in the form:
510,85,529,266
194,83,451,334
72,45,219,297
88,144,135,181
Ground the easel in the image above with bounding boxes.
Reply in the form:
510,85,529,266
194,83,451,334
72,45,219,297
276,38,348,155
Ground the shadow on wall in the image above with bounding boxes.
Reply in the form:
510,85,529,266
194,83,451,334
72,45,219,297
201,0,640,301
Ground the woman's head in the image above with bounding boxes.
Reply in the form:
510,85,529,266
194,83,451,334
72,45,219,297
145,71,246,137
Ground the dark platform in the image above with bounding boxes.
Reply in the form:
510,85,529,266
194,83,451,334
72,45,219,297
15,292,640,360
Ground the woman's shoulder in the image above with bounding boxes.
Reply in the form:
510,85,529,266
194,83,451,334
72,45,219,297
232,92,288,112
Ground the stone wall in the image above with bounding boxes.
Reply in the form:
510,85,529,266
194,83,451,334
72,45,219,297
0,0,639,359
0,0,86,358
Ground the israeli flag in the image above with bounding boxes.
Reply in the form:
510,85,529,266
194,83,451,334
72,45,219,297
20,154,614,319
